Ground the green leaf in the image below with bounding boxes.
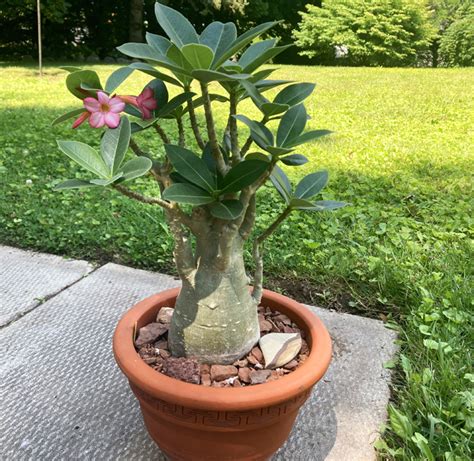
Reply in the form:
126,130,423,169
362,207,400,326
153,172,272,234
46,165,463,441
57,140,109,178
234,115,273,150
239,80,268,108
238,39,277,70
265,146,293,156
162,183,214,205
154,2,199,47
274,83,315,107
191,69,250,83
156,92,195,118
388,405,413,439
200,22,237,63
52,108,85,126
411,433,434,461
181,43,214,70
89,174,123,186
220,160,269,194
277,103,307,147
213,21,279,68
66,70,102,99
285,129,332,148
241,45,292,74
100,118,131,175
260,102,289,117
181,93,228,115
245,152,270,162
208,200,243,220
144,78,169,109
165,144,216,192
312,200,346,210
280,154,308,166
295,171,328,199
129,62,183,87
270,165,292,203
120,157,153,180
145,32,172,54
105,67,134,93
60,66,83,73
54,179,99,190
289,197,315,208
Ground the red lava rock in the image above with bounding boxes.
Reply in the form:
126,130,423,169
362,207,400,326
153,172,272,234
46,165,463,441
258,315,273,333
201,373,211,387
212,381,226,388
299,354,308,363
247,354,259,366
233,358,248,367
238,367,251,383
301,340,309,355
200,364,211,374
283,325,298,334
135,323,168,347
268,370,282,381
250,369,271,385
283,359,298,370
154,340,168,350
274,314,292,326
210,365,238,382
251,347,263,363
159,349,171,359
233,379,242,387
162,357,200,384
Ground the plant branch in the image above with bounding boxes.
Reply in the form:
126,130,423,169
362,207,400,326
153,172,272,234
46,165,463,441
239,195,256,240
251,206,292,303
177,117,185,147
200,82,227,175
187,97,205,150
154,122,170,144
113,184,172,209
229,91,241,165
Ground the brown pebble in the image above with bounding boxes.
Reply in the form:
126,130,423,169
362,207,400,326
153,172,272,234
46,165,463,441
238,367,251,383
162,357,200,384
200,364,210,374
250,369,271,385
247,354,259,366
299,354,308,363
156,307,173,324
135,323,168,347
201,373,211,387
233,358,248,367
210,365,238,382
233,379,242,387
154,340,168,350
159,349,171,359
274,314,292,325
301,340,309,355
258,316,273,333
251,347,263,362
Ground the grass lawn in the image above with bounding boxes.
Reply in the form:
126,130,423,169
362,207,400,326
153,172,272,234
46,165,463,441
0,63,473,459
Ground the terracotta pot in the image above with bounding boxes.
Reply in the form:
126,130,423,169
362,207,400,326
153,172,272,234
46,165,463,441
113,288,332,461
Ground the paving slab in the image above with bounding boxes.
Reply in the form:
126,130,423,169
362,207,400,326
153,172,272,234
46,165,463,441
0,246,93,326
0,252,397,461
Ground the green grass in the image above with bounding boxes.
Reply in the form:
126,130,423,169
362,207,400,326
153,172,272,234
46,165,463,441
0,63,473,459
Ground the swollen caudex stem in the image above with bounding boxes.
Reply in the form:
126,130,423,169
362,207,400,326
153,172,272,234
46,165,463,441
53,5,342,364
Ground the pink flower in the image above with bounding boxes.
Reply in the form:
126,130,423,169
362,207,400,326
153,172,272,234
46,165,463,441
83,91,126,128
72,111,90,129
120,87,157,120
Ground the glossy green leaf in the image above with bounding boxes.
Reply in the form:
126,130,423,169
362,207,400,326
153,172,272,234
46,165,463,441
191,69,250,83
145,78,169,108
289,197,316,208
208,200,243,220
162,183,214,205
145,32,172,54
100,118,131,175
52,108,85,126
241,45,292,74
312,200,347,210
239,39,277,70
285,129,332,148
66,70,102,99
57,140,109,178
295,171,328,199
277,104,307,147
260,102,289,117
280,154,308,166
89,174,123,186
245,152,270,162
200,22,237,66
156,92,195,118
54,179,99,190
165,144,216,192
129,62,183,87
270,165,292,203
274,83,315,107
213,21,279,68
154,2,199,47
120,157,153,180
105,67,134,93
265,146,294,156
181,43,214,70
239,80,268,108
234,115,273,149
220,160,269,193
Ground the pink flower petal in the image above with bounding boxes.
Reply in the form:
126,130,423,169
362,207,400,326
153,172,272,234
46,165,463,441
83,97,100,113
72,111,90,129
104,112,121,128
119,95,137,106
142,98,157,110
89,111,105,128
109,97,125,113
142,87,154,98
96,91,110,105
141,107,153,120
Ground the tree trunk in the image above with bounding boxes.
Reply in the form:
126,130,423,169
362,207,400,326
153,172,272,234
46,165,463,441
168,233,260,364
129,0,144,43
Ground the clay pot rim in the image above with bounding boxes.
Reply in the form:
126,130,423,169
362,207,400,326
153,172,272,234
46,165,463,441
113,287,332,412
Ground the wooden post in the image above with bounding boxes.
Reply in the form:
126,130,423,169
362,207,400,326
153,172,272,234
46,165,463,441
37,0,43,76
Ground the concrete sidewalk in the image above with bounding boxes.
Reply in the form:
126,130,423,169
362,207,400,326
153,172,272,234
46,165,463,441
0,245,397,461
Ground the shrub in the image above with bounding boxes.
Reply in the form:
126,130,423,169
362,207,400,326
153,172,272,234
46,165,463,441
439,15,474,66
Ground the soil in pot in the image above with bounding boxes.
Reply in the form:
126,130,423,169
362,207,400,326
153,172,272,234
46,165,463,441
135,304,310,387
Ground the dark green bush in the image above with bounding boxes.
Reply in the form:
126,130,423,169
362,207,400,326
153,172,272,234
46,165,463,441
439,14,474,66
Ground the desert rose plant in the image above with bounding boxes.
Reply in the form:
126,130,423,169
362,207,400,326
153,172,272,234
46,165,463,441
53,2,345,364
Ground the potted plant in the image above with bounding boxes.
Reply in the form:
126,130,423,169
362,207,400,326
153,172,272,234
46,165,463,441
52,2,345,459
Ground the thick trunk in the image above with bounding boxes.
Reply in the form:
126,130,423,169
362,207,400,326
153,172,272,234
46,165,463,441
168,233,260,364
129,0,144,43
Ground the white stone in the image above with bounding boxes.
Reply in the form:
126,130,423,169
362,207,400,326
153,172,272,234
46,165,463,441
259,333,302,369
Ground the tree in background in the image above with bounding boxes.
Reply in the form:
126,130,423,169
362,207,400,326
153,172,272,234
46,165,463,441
129,0,145,42
438,13,474,66
293,0,434,66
